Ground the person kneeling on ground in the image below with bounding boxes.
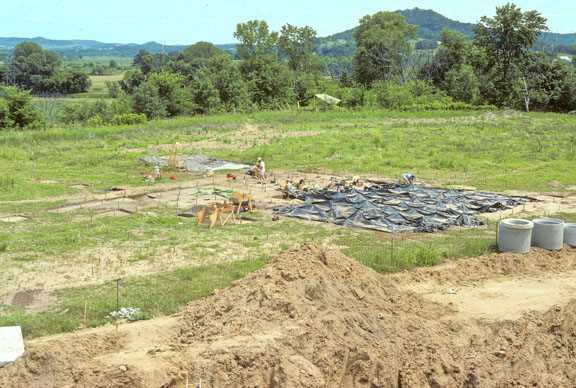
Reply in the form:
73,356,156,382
399,172,416,186
248,157,266,180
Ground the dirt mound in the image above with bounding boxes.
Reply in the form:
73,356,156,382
2,245,576,387
173,245,449,387
391,247,576,286
169,245,576,387
0,331,133,388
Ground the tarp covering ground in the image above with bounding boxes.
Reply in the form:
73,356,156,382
276,183,531,233
141,155,249,173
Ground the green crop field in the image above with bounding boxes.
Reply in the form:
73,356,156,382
1,108,575,338
72,73,124,99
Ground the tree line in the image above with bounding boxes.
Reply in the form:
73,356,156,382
1,42,91,95
112,2,576,121
1,2,575,130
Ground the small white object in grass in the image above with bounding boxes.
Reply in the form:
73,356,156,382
108,307,142,321
0,326,25,367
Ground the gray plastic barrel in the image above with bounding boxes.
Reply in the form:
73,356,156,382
498,219,534,253
565,223,576,247
532,218,565,250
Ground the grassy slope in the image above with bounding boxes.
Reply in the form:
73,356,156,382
1,109,575,203
1,108,576,338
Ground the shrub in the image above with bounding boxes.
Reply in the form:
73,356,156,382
133,71,190,119
106,81,123,98
373,80,462,111
190,71,222,114
58,70,91,94
86,114,105,127
0,99,12,128
443,64,481,104
241,55,294,109
59,98,133,125
0,86,44,130
110,113,147,125
340,87,365,109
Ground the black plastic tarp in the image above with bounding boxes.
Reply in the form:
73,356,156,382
275,184,531,233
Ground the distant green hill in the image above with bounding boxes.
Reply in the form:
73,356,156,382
317,8,576,57
0,8,574,59
0,36,242,60
0,36,189,58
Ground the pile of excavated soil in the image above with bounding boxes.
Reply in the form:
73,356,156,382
390,247,576,286
1,245,576,388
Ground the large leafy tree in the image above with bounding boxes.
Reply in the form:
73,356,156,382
278,24,323,107
0,86,43,129
423,29,473,86
278,24,318,72
181,42,223,63
203,55,249,112
234,20,278,61
133,71,190,119
521,53,576,112
171,42,224,81
133,50,169,75
7,42,90,95
9,42,60,90
353,12,417,85
240,55,293,109
189,72,221,115
234,20,293,109
474,3,548,107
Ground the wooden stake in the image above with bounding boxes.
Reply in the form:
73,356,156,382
83,300,88,327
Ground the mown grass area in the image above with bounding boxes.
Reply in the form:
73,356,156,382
0,109,575,205
74,73,124,99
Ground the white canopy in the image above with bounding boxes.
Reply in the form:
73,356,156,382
315,94,341,105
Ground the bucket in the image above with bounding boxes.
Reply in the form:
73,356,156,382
565,223,576,247
532,218,564,250
498,219,534,253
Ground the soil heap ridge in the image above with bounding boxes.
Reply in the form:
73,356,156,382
1,245,576,387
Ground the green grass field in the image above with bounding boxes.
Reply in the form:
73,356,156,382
71,73,124,99
32,73,125,125
1,109,575,202
63,56,133,68
1,108,576,338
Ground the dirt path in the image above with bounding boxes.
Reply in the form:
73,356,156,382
395,247,576,322
410,271,576,321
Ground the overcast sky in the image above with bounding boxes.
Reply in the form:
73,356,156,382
1,0,574,45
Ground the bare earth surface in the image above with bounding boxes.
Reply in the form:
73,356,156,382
3,170,576,299
2,245,576,388
394,249,576,322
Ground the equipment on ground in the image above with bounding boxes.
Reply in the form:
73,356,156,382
193,192,256,228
